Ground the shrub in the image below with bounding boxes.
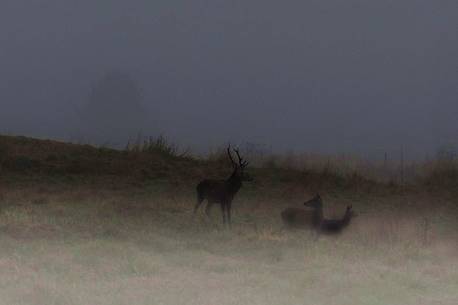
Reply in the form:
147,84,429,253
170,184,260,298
126,135,189,159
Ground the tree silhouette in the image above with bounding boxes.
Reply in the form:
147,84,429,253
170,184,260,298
78,70,149,145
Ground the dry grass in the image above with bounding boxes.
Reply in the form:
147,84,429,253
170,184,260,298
0,178,457,305
0,134,457,304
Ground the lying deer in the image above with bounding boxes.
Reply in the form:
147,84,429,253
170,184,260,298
281,194,323,229
282,194,355,234
320,205,354,233
194,145,251,226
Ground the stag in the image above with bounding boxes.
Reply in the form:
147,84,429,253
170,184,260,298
194,146,251,226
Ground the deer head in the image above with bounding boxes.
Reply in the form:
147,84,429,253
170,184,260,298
303,194,323,209
345,205,357,218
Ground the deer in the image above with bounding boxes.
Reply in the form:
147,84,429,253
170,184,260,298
303,194,356,234
194,145,251,226
281,194,323,229
281,194,356,235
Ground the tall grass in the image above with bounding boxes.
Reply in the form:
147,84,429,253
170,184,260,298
419,159,458,189
125,135,190,159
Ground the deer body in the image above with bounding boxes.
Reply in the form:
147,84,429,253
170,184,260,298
319,207,353,233
194,146,250,226
281,194,323,229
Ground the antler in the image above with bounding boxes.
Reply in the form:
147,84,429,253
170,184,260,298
227,145,237,168
233,148,249,169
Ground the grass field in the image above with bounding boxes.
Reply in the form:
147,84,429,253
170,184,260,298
0,135,457,305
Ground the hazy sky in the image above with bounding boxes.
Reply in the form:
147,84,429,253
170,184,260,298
0,0,457,159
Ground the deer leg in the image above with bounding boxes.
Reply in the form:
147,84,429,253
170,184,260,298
193,198,204,215
220,203,226,225
205,202,214,217
227,201,232,228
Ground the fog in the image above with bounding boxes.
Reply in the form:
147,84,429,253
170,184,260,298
0,0,457,159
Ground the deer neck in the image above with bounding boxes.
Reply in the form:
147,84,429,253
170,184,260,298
227,170,242,193
341,211,352,227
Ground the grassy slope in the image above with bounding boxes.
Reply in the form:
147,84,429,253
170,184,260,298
0,135,457,305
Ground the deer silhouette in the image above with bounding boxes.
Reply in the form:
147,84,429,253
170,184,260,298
194,146,251,226
281,194,322,229
281,194,355,235
303,194,355,234
321,206,354,233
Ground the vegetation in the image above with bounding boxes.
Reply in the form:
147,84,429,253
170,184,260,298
0,134,457,305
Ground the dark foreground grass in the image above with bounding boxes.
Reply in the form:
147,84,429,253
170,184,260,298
0,177,457,305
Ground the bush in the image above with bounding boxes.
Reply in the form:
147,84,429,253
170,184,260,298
126,135,189,159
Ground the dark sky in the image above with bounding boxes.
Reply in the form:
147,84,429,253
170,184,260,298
1,0,457,159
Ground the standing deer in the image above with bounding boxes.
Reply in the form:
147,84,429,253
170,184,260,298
194,146,251,226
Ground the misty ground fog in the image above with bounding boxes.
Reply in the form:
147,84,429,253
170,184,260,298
0,0,457,159
1,3,457,304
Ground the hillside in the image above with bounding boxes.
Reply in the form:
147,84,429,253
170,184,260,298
0,134,397,194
